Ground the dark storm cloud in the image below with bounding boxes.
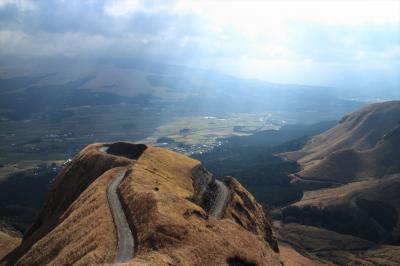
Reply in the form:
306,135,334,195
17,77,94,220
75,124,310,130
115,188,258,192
0,0,212,63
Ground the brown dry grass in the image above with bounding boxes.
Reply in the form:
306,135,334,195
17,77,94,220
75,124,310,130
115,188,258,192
278,244,331,266
322,245,400,266
287,175,400,256
298,134,400,183
1,144,132,265
287,103,400,184
284,101,400,166
0,230,20,260
12,168,122,265
118,146,282,265
275,222,400,266
275,222,374,252
294,179,377,207
3,143,320,265
278,102,400,265
294,174,400,212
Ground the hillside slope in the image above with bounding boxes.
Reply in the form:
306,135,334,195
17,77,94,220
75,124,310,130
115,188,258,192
285,101,400,166
278,101,400,262
0,229,20,260
275,222,400,266
284,174,400,244
282,101,400,185
2,143,133,265
297,124,400,182
1,142,323,265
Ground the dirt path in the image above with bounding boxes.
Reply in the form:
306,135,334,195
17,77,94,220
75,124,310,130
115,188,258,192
107,170,134,263
209,180,230,218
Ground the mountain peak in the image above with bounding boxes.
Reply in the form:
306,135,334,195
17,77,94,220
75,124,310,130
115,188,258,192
3,143,284,265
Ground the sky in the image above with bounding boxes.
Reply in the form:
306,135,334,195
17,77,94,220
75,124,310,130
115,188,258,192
0,0,399,91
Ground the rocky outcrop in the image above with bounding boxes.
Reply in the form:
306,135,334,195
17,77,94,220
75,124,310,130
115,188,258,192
223,176,279,252
191,164,215,196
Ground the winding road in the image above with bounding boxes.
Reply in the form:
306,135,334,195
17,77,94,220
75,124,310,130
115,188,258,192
107,170,134,263
103,143,227,263
209,180,230,218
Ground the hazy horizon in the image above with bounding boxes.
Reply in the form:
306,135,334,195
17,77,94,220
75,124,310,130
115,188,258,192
0,0,399,94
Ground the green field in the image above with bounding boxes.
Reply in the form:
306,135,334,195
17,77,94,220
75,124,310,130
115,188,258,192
141,113,282,154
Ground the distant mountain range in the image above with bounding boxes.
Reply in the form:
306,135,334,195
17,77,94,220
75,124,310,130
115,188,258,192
0,62,370,122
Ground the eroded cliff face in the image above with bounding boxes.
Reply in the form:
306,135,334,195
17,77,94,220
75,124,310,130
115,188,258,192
223,176,279,252
2,143,283,266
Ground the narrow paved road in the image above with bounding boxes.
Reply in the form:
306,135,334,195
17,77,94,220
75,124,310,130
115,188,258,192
107,170,134,263
209,180,230,218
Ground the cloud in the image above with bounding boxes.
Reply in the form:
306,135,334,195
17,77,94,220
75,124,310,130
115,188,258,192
103,0,142,17
0,0,399,90
0,0,35,11
103,0,174,17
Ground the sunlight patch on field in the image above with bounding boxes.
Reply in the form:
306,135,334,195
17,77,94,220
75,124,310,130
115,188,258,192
141,113,281,154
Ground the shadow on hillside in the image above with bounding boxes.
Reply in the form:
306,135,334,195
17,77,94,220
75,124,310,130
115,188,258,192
227,257,256,266
105,142,147,160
